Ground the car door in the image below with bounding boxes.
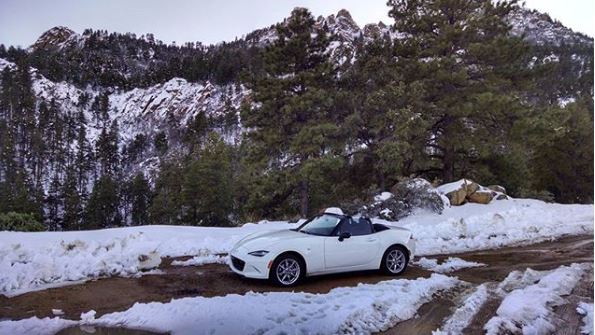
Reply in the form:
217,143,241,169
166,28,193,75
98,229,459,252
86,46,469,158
324,217,380,270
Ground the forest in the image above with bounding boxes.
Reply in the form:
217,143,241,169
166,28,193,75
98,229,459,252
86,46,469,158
0,0,592,231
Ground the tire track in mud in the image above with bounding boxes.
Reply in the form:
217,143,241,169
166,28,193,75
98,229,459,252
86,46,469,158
382,234,593,335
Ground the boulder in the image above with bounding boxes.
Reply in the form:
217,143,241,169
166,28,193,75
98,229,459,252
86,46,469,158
496,194,509,200
467,190,495,204
464,181,480,195
439,179,479,206
446,187,467,206
488,185,507,194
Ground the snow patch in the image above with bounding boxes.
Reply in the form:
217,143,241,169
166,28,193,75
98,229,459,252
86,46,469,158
374,192,393,202
0,317,76,335
577,302,594,335
171,254,228,267
415,257,486,273
433,284,490,335
97,274,458,334
324,207,344,215
485,263,590,335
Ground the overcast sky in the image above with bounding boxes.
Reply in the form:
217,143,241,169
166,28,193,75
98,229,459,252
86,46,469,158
0,0,593,48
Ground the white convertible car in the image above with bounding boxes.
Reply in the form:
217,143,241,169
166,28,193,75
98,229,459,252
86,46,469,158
229,208,416,286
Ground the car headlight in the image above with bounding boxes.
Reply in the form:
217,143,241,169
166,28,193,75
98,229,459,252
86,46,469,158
248,250,269,257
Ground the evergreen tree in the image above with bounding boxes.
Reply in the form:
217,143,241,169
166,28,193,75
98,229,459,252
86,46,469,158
75,110,92,193
85,175,120,229
154,131,168,156
182,132,234,226
340,37,423,190
62,168,84,230
388,0,531,182
241,8,341,217
531,97,594,203
45,173,62,230
95,120,120,177
129,173,151,225
150,162,183,225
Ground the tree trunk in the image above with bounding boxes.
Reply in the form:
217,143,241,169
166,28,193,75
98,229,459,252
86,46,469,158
442,146,455,182
377,170,386,191
299,179,309,218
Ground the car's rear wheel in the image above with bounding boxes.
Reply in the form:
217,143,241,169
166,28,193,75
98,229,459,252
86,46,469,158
270,254,303,286
381,245,409,275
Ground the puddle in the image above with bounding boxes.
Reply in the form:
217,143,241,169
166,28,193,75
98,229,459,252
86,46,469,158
56,326,165,335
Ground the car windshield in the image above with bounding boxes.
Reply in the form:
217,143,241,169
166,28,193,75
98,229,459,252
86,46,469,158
297,214,341,236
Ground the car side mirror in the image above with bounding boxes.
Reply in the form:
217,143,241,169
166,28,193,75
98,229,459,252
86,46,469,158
338,232,351,241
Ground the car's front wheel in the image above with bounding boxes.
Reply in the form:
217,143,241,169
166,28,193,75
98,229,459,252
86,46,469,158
270,254,303,286
381,245,409,275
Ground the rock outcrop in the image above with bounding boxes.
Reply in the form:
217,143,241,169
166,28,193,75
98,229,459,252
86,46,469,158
437,179,507,206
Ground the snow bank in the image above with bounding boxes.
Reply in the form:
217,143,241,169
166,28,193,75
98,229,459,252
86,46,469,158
0,199,591,296
171,255,228,266
0,317,76,335
93,274,458,335
433,284,490,335
0,274,459,335
0,232,160,296
389,198,593,255
0,221,292,296
415,257,485,273
577,302,594,335
485,263,590,335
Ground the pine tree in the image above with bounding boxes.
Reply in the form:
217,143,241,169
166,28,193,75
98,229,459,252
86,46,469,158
85,175,120,229
95,120,120,177
154,131,168,156
129,173,151,225
46,173,62,230
182,132,234,226
531,97,594,203
62,168,83,230
241,7,341,217
150,162,183,225
388,0,531,182
340,37,423,190
75,110,92,193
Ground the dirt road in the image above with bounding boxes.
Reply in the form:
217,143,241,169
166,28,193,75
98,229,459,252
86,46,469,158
1,234,592,334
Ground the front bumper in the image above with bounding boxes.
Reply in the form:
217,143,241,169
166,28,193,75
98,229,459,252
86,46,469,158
228,248,272,279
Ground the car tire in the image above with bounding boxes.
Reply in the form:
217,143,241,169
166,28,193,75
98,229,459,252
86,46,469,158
270,254,304,287
381,245,409,275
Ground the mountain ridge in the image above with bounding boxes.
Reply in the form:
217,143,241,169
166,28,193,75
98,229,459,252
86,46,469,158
29,7,593,53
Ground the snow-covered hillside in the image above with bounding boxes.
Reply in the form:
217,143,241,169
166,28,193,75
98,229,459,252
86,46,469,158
0,57,244,188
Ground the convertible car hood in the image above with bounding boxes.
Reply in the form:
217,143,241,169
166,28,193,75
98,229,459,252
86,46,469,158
235,229,306,251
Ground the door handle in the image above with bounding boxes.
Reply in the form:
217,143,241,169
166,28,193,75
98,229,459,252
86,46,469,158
366,238,377,242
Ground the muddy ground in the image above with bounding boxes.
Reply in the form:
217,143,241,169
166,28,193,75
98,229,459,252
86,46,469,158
1,234,592,334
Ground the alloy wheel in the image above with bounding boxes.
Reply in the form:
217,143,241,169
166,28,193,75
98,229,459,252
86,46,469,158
276,258,301,285
386,249,406,274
